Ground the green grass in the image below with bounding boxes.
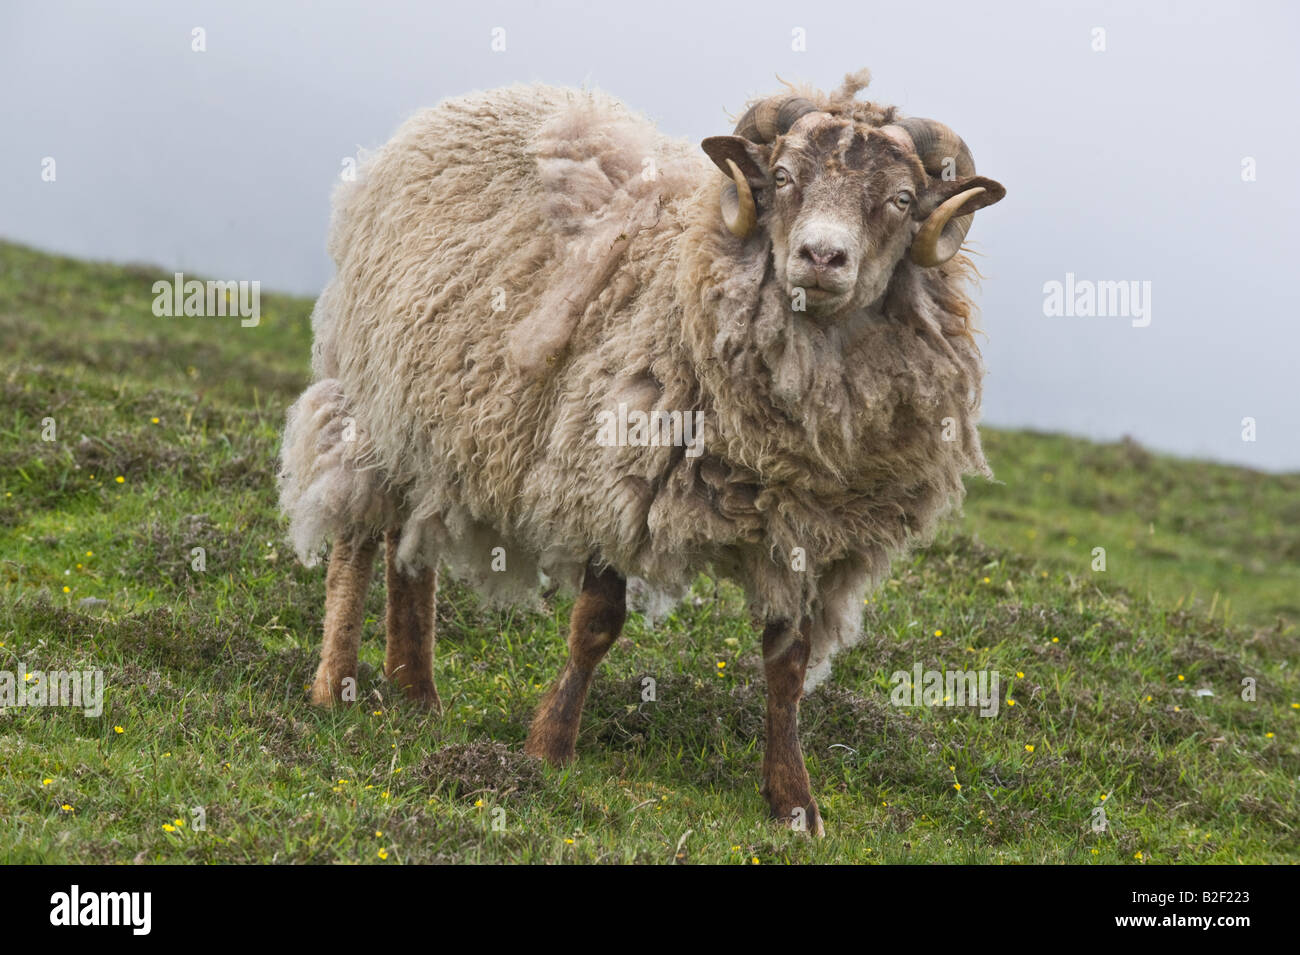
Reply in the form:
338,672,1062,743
1,239,1296,864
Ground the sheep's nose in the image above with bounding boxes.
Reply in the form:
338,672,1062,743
798,243,848,272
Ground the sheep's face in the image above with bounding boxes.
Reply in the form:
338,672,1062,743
703,114,1004,319
765,117,922,316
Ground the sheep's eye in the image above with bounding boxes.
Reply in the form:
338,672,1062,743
892,191,913,210
773,168,791,187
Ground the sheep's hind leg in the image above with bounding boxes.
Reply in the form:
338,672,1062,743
310,534,380,706
525,562,626,765
383,528,441,711
760,617,825,837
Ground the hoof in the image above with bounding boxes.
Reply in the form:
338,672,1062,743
386,665,442,714
310,684,351,707
400,682,442,714
772,799,825,838
523,731,576,767
310,668,356,707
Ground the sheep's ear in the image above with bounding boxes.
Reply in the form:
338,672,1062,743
916,175,1006,219
701,136,771,188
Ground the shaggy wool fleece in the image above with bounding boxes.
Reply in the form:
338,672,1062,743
280,76,989,688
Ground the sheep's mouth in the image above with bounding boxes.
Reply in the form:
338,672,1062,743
795,285,853,316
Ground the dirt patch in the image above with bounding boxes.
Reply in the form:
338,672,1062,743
125,513,235,588
417,741,543,801
12,598,269,677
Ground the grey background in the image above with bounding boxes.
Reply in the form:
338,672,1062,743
2,0,1296,469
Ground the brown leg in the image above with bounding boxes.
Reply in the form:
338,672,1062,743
383,528,441,711
311,534,380,706
760,617,824,837
524,562,626,764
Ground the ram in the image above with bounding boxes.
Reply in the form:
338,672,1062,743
279,69,1005,834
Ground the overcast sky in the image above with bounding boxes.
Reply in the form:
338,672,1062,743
2,0,1297,469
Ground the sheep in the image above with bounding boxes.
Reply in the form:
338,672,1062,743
278,69,1005,835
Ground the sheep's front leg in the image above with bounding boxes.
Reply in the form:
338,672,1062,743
761,617,824,836
383,528,441,711
311,534,380,706
525,562,626,764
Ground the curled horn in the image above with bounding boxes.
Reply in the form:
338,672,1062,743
720,159,756,237
733,96,819,143
888,117,981,267
720,95,821,238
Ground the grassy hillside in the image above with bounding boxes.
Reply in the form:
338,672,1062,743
1,240,1296,864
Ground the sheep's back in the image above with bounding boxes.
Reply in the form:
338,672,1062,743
311,84,702,559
